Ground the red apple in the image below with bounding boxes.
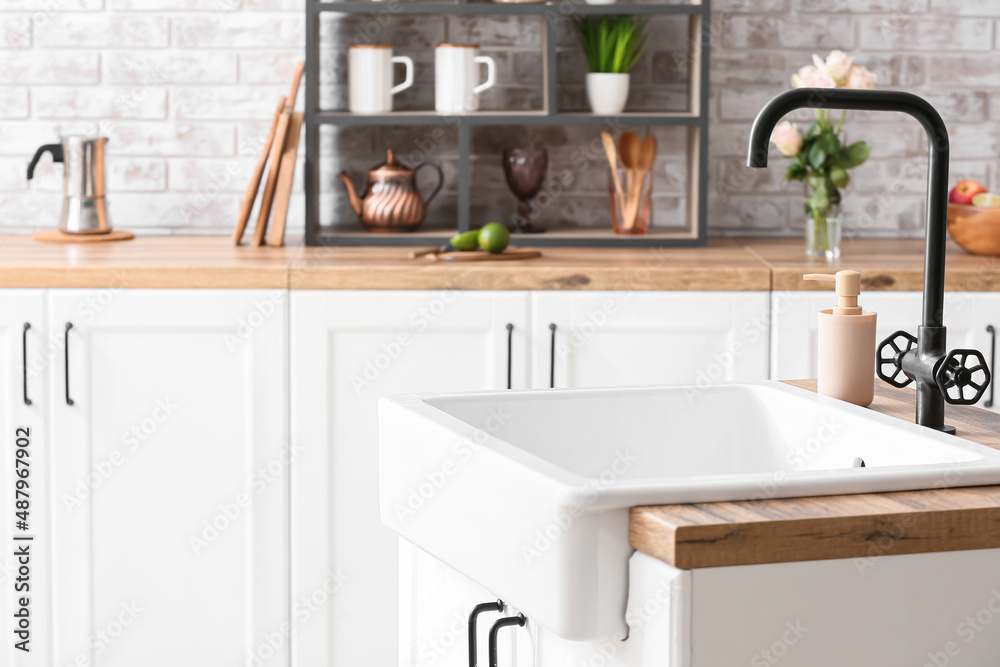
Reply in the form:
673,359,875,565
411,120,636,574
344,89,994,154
950,179,988,205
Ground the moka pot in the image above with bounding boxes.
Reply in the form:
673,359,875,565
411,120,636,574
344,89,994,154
27,135,112,234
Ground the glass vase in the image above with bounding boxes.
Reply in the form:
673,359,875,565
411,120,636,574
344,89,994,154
805,188,842,259
609,167,652,235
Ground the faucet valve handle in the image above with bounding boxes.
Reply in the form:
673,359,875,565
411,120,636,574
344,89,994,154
876,330,917,388
935,349,991,405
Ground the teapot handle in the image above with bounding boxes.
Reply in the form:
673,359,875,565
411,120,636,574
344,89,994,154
414,162,444,206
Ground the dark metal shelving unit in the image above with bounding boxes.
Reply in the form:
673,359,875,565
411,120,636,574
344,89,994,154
303,0,711,247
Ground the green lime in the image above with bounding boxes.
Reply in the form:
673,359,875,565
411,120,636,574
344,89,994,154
478,222,510,254
449,230,480,251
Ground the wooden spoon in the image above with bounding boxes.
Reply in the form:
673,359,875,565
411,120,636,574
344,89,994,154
628,135,658,229
618,132,640,229
601,131,626,213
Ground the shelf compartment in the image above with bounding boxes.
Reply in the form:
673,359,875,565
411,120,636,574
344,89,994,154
315,110,700,125
318,12,546,114
311,227,702,248
467,124,699,241
311,2,706,15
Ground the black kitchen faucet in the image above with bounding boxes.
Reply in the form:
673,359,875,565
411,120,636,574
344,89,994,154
747,88,990,433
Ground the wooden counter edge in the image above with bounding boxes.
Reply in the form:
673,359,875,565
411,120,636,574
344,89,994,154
628,381,1000,569
630,504,1000,569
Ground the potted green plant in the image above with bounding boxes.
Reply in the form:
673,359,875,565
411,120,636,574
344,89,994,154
571,16,649,115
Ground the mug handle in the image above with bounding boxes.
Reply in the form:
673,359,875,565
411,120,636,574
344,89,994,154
390,55,414,96
414,162,444,206
473,56,496,95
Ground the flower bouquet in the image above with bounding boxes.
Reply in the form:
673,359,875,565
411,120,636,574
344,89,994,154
770,51,877,258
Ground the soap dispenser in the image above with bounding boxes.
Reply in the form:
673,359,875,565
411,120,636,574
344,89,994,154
803,270,877,407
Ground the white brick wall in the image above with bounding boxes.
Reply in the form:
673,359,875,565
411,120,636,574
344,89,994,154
2,0,1000,237
0,0,304,234
709,0,1000,238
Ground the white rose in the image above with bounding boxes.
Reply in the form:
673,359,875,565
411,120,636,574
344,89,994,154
845,64,877,90
823,50,854,87
792,65,832,88
770,121,803,157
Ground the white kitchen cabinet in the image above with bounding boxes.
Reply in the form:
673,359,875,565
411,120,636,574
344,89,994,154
400,547,687,667
47,289,289,667
290,291,529,667
531,291,771,389
0,290,49,667
406,546,1000,667
771,291,1000,412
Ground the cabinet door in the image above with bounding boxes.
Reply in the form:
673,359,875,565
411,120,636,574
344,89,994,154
48,289,288,667
400,542,533,667
290,291,529,667
531,291,771,389
0,291,49,667
964,293,1000,413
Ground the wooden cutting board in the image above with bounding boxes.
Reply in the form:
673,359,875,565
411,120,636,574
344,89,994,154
251,61,304,247
266,111,303,248
233,96,285,245
431,249,542,261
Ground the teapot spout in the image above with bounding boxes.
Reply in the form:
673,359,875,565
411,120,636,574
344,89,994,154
337,171,363,216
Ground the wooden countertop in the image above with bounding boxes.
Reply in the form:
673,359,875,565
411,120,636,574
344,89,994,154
0,235,294,289
629,380,1000,570
747,238,1000,292
1,234,999,291
0,235,771,290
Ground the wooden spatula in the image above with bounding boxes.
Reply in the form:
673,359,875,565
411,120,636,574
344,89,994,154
252,61,305,247
233,95,285,245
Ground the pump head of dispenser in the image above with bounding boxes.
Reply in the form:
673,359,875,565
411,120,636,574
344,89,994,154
804,270,864,315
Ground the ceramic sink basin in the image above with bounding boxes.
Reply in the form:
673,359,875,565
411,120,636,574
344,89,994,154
379,381,1000,641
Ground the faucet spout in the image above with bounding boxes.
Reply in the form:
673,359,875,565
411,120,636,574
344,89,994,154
746,88,950,329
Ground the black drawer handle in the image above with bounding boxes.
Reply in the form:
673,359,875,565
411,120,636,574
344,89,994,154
22,323,31,406
505,323,514,390
548,323,556,389
65,322,74,406
987,325,996,408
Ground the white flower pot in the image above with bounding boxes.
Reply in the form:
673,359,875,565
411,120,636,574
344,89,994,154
586,72,629,115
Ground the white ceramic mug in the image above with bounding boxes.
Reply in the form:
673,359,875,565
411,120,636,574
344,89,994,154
348,45,414,113
434,44,496,113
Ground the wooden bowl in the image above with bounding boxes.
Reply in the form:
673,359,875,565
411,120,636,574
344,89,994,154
947,203,1000,256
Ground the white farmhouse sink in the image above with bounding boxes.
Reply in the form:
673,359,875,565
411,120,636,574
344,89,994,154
379,381,1000,641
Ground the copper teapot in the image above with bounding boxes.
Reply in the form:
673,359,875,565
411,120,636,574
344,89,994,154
337,150,443,233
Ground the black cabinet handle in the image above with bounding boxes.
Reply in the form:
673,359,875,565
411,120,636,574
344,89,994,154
22,323,31,406
505,323,514,390
64,322,74,406
987,325,996,408
548,323,557,389
488,614,526,667
468,599,503,667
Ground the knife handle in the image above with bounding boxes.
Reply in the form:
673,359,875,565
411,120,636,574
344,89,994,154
409,247,440,259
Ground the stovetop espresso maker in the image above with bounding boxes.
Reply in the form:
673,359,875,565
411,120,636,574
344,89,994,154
27,135,112,234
